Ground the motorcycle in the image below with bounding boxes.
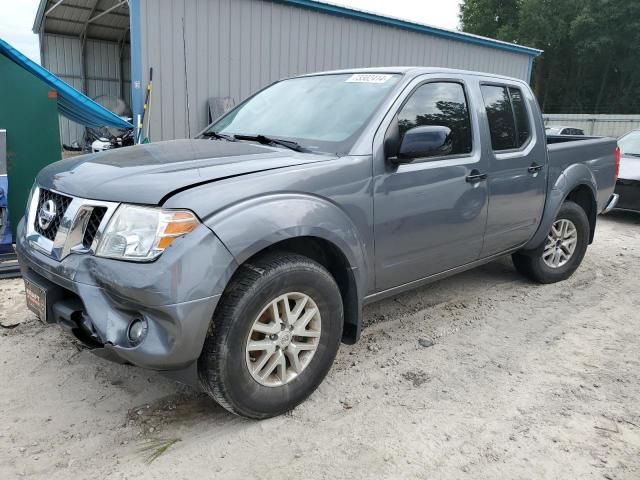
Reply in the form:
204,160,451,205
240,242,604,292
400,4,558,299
62,96,135,154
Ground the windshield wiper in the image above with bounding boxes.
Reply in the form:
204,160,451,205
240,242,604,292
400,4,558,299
624,152,640,157
233,134,308,153
201,131,236,142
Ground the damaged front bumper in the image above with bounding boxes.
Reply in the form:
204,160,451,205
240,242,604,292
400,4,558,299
15,217,238,386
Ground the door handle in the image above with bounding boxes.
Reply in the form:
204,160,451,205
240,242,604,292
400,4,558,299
528,163,543,173
466,171,488,183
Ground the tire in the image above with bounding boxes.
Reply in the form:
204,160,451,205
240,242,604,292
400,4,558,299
198,252,343,419
512,200,590,284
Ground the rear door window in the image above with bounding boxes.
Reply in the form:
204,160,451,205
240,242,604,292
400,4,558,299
508,88,531,147
481,85,531,151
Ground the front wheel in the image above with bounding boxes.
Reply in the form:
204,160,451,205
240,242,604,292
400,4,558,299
512,200,590,284
198,252,343,419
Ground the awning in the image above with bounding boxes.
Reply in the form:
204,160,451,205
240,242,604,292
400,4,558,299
0,38,133,130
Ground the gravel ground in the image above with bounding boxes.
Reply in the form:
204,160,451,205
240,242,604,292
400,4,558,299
1,212,639,480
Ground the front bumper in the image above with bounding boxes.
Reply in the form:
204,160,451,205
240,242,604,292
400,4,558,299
16,217,238,380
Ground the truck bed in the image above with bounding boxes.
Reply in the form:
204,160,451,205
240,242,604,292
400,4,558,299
546,135,618,212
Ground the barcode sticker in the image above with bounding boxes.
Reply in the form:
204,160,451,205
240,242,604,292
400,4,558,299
346,74,393,84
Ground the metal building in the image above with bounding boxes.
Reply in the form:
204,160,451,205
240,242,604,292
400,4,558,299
33,0,542,144
33,0,132,145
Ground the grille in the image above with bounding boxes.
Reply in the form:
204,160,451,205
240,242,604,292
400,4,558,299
82,207,107,249
33,189,72,240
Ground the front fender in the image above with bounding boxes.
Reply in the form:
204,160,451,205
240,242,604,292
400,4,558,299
524,163,597,251
204,192,369,292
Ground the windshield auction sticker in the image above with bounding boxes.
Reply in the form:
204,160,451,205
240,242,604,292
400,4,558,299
346,74,393,84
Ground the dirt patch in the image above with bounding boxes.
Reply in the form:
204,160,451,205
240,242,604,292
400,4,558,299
401,369,430,387
1,212,639,479
126,391,219,435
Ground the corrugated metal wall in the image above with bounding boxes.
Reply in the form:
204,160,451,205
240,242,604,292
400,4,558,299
41,34,131,145
543,114,640,138
139,0,532,141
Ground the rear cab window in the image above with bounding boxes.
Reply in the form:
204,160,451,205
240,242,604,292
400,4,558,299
480,84,531,151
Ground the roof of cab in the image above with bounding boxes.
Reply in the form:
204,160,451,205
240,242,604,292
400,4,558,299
298,66,527,83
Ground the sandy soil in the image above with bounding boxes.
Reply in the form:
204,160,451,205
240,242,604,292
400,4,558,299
1,212,639,479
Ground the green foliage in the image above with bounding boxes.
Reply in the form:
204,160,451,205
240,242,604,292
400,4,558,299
460,0,640,113
138,437,181,464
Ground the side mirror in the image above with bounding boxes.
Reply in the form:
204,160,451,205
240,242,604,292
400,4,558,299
392,126,453,163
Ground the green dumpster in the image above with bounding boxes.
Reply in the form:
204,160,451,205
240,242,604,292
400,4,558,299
0,53,61,237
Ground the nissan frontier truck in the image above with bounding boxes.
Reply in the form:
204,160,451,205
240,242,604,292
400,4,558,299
17,68,619,418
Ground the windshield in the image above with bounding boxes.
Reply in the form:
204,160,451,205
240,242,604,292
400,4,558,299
205,73,401,154
545,127,561,135
618,131,640,155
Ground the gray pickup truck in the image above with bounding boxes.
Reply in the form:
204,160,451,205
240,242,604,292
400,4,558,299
16,68,619,419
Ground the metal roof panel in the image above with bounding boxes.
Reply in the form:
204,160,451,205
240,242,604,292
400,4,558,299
34,0,129,41
35,0,541,57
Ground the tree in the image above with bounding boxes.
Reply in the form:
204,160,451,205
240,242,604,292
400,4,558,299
460,0,640,114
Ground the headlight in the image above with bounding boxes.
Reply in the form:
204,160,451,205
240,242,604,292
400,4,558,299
96,204,200,261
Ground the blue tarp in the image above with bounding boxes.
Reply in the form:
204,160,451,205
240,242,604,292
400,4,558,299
0,38,133,130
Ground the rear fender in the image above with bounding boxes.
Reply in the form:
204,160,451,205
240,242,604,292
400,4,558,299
524,163,597,251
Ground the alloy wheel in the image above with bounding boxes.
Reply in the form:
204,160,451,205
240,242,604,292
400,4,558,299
245,292,321,387
542,219,578,268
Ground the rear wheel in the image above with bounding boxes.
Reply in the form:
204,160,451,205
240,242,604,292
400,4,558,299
198,252,343,419
512,200,589,284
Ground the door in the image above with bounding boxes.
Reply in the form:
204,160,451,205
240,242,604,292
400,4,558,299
373,79,489,291
479,83,546,256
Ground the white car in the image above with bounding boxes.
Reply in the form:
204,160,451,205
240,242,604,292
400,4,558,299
545,126,585,136
614,130,640,212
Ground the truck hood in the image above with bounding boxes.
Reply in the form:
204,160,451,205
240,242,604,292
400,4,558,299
619,154,640,181
38,139,337,204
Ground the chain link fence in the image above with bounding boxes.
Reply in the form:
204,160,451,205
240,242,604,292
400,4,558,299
542,114,640,138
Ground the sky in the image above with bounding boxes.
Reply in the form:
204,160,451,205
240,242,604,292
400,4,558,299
1,0,41,62
0,0,462,64
336,0,461,30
